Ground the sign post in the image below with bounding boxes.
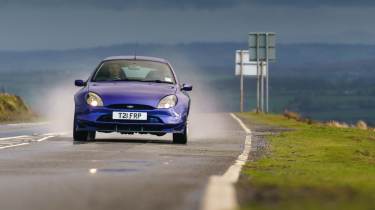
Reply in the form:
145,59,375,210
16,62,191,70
239,50,244,112
248,32,276,113
235,50,267,112
265,33,270,113
256,35,260,112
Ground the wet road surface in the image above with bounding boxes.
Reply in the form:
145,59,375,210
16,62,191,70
0,113,246,210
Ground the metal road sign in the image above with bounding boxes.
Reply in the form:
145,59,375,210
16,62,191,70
235,50,268,112
235,50,267,76
235,33,276,113
248,33,276,61
248,32,276,113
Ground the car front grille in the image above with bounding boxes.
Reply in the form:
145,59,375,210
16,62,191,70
81,122,166,132
97,115,162,124
106,104,155,110
117,124,165,132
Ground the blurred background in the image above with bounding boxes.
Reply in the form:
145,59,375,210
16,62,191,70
1,0,375,125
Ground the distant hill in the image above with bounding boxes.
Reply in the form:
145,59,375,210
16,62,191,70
1,42,375,77
0,42,375,124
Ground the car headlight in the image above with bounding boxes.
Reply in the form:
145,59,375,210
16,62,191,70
86,92,103,107
157,95,177,109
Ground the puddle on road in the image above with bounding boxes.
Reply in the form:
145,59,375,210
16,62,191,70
116,160,153,165
89,159,154,167
89,168,139,174
99,168,139,173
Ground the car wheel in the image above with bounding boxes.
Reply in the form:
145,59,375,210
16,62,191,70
73,129,89,141
173,124,188,144
87,131,96,140
73,116,96,141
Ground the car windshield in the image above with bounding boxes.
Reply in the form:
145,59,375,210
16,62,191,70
92,60,176,84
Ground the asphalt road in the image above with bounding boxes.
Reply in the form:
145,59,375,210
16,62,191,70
0,113,246,210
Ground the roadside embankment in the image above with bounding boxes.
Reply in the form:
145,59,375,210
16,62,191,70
0,93,35,123
236,112,375,210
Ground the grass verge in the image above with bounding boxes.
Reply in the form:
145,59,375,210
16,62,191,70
237,112,375,210
0,93,36,123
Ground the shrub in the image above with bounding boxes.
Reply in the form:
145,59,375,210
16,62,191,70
356,120,368,130
326,121,349,128
283,110,301,121
0,93,34,122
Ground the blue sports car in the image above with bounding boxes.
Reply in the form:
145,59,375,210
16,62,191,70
73,56,192,144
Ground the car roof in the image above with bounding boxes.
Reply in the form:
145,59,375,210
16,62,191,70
103,56,170,64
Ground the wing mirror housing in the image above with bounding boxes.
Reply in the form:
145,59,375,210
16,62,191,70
181,83,193,91
74,80,86,87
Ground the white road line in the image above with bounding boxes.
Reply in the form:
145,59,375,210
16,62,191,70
43,132,68,136
35,136,54,142
201,113,252,210
223,134,252,183
3,122,49,127
0,135,29,141
0,133,60,150
0,142,30,149
230,113,251,134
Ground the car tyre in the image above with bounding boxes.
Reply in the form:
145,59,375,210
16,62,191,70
73,116,96,141
173,124,188,144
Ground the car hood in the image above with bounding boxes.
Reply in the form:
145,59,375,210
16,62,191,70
88,82,177,107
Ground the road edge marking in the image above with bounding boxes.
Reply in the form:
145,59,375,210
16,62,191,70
201,113,252,210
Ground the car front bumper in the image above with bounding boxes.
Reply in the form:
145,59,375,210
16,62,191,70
74,107,187,134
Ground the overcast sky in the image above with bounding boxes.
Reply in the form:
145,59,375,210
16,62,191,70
0,0,374,50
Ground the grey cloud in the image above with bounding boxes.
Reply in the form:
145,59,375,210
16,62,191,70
2,0,375,10
252,0,375,8
0,0,243,10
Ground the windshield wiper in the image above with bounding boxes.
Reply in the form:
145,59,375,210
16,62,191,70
94,79,174,84
111,79,141,82
141,80,174,84
94,79,135,82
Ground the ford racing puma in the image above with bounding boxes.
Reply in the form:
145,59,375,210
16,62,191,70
73,56,192,144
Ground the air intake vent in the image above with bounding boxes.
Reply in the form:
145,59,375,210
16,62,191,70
107,104,155,110
97,115,162,123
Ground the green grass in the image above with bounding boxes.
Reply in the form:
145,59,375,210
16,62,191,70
237,112,375,210
0,93,35,122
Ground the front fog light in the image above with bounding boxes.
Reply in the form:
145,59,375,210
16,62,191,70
157,95,177,109
86,92,103,107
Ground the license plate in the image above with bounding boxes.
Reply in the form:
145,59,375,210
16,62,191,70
112,112,147,120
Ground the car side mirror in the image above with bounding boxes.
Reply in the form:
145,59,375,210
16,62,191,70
75,80,86,87
181,83,192,91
